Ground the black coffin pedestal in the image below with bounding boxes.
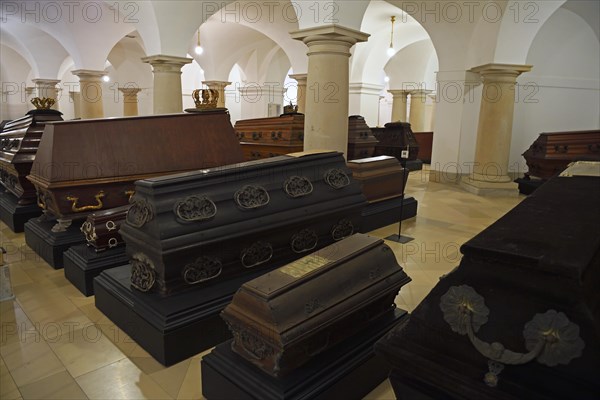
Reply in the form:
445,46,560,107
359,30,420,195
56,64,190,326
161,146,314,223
403,159,423,172
0,192,42,232
359,196,417,233
64,244,128,296
94,263,287,366
24,218,85,269
202,308,407,400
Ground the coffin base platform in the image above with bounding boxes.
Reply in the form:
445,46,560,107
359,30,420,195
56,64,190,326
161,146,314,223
0,192,42,232
64,244,128,296
201,308,408,400
360,196,417,233
515,176,546,195
94,263,285,366
403,159,423,172
24,218,85,269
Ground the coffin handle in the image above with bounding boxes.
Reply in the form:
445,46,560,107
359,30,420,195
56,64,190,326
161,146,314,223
37,192,47,210
124,190,135,201
66,191,105,213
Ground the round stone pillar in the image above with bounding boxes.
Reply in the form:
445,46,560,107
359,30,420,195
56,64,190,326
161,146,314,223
69,91,81,119
461,63,532,196
32,79,60,109
291,26,369,157
202,81,231,109
288,73,307,113
388,89,409,122
426,93,437,131
408,89,432,132
71,70,105,119
142,55,192,114
119,87,142,116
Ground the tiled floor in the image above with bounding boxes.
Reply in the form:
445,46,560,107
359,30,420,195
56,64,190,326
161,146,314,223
0,168,524,400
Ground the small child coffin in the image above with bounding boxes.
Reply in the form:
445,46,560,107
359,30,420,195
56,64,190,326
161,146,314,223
221,233,410,377
120,151,367,296
80,205,129,252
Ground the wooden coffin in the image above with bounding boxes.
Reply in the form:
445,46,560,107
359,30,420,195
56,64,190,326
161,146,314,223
26,110,244,221
413,131,433,164
523,130,600,179
222,233,410,377
0,109,63,204
375,171,600,399
347,156,407,202
80,205,129,252
119,151,367,296
235,112,304,145
240,143,304,161
371,121,420,162
347,115,379,160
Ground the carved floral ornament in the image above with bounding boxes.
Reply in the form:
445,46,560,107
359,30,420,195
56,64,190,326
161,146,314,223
283,176,313,198
174,195,217,222
440,285,585,388
126,197,154,228
234,185,270,209
182,256,222,284
130,253,156,292
323,168,350,189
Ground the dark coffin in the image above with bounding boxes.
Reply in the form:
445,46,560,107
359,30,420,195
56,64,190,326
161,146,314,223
375,172,600,399
522,130,600,179
236,113,305,161
0,109,63,204
26,110,244,221
371,122,420,164
347,115,378,160
119,151,367,296
80,205,129,252
347,155,407,202
413,131,433,164
221,233,410,378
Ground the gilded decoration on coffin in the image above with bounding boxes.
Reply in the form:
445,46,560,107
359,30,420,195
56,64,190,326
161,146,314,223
182,256,223,284
440,285,585,387
126,197,154,227
130,253,156,292
291,229,318,253
192,89,218,109
279,255,330,279
234,325,275,360
234,185,270,209
174,195,217,222
30,97,55,109
241,241,273,268
324,168,350,189
0,138,20,151
331,219,354,241
80,221,97,242
36,191,53,210
66,191,105,213
283,176,313,198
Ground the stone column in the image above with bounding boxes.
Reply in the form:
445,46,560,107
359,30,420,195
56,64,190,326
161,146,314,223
291,25,369,157
142,55,192,114
71,70,105,119
460,63,532,196
118,87,142,116
69,91,81,119
388,89,409,122
425,93,437,131
201,80,231,109
288,73,307,113
408,89,432,132
32,79,60,109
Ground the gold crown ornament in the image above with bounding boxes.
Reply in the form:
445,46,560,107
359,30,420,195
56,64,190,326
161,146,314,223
31,97,55,110
192,89,219,109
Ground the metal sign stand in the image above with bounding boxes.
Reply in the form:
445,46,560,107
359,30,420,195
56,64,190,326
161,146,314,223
386,145,414,244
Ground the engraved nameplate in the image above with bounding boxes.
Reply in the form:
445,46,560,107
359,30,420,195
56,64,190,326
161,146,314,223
279,255,331,279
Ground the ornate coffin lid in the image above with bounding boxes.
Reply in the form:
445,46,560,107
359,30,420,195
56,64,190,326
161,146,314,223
28,110,243,187
0,109,63,165
223,233,409,346
123,151,365,248
234,113,304,128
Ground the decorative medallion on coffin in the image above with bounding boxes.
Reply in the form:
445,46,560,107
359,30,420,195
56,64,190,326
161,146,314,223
331,219,354,241
291,229,318,253
241,241,273,268
126,198,154,228
130,253,156,292
174,195,217,223
182,256,223,284
234,185,270,209
324,168,350,189
283,176,313,198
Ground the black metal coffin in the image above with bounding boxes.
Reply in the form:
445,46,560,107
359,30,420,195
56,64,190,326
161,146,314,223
0,109,63,204
120,151,367,296
80,205,129,252
375,172,600,399
371,121,421,171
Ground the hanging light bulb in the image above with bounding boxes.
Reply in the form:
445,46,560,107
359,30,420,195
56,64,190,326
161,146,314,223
102,75,110,82
194,29,204,55
387,16,396,57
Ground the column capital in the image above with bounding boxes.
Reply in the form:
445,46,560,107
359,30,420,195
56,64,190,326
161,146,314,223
290,25,369,57
409,89,434,96
202,80,231,87
289,73,307,84
118,87,142,95
32,78,60,87
349,82,383,96
71,69,106,80
388,89,410,97
141,55,193,73
470,63,533,82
